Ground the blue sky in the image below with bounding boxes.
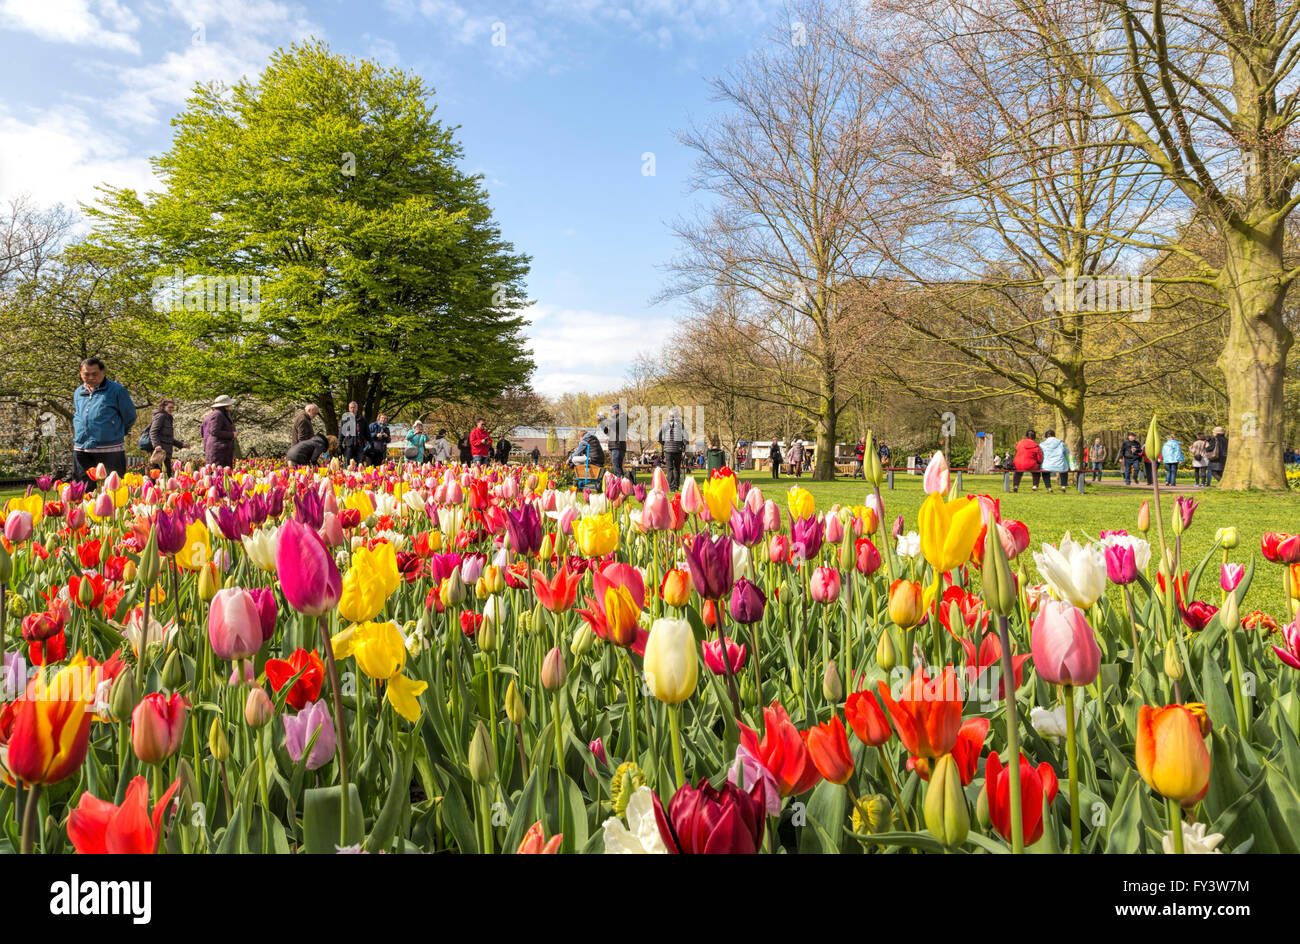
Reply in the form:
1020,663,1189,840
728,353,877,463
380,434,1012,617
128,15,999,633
0,0,784,397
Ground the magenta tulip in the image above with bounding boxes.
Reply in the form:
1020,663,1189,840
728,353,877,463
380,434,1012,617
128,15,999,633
1104,543,1139,585
702,637,747,674
1221,562,1244,593
1030,599,1101,686
275,518,341,617
247,586,278,642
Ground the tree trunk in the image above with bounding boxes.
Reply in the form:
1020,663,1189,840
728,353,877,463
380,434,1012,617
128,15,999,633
1215,250,1292,489
1056,386,1085,468
813,371,837,481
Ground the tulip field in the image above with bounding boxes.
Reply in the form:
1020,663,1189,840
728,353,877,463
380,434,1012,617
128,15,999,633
1,445,1299,856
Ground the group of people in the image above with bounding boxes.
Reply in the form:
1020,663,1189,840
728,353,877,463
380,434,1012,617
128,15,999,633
1114,428,1228,487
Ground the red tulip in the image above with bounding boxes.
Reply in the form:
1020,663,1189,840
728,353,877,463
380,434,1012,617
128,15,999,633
803,714,854,785
265,648,326,711
876,665,963,759
131,693,188,764
854,537,882,575
1262,531,1300,564
845,689,892,746
68,775,181,854
985,751,1058,845
532,564,581,613
962,628,1031,697
652,778,766,854
737,702,821,797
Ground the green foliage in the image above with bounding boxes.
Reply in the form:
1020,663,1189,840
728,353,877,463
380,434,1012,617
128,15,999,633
86,40,533,428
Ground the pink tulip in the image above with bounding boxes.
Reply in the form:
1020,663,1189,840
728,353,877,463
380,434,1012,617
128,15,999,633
319,512,345,547
68,506,86,531
1104,543,1139,585
208,587,266,661
923,452,950,495
681,476,703,513
810,566,841,603
104,471,121,493
1030,599,1101,686
323,488,339,515
92,491,115,518
446,481,463,505
744,486,764,515
131,692,188,764
1221,562,1244,593
761,499,782,532
558,506,577,536
651,467,669,493
702,637,747,675
642,489,672,531
274,519,342,617
769,534,791,564
502,476,519,500
825,513,844,545
3,510,33,543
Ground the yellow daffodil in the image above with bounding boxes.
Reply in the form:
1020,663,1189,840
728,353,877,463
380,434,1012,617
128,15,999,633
338,542,401,623
787,486,814,521
573,513,619,558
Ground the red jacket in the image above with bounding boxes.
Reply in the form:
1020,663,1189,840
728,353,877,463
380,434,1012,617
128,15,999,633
1013,438,1043,471
470,427,492,457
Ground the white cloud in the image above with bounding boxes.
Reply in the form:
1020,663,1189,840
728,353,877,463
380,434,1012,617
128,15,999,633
524,302,675,396
0,105,158,211
0,0,140,53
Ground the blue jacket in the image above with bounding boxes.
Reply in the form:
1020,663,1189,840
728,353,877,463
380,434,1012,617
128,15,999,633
1039,437,1070,472
1161,439,1184,464
73,378,136,450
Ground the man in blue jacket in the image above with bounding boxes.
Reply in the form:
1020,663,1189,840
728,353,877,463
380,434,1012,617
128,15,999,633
72,357,137,484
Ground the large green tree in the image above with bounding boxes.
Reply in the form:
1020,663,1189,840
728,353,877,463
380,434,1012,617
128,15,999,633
88,40,533,433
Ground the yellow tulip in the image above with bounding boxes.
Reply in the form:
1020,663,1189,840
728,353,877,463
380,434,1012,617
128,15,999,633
338,543,401,624
332,620,405,680
702,475,737,522
573,513,619,558
344,491,375,521
177,521,211,571
482,565,505,594
917,493,982,576
386,673,427,723
787,486,814,521
1135,704,1211,805
7,494,43,526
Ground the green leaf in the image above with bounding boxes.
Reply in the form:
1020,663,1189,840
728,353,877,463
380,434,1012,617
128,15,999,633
302,784,364,854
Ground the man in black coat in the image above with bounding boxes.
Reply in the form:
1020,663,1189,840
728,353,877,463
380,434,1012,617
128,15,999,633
1207,426,1229,484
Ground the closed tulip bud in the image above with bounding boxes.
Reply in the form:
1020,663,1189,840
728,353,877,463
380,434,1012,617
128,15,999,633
8,591,27,618
209,717,231,762
441,569,466,606
1219,591,1239,633
981,518,1017,617
570,623,596,655
1137,501,1150,533
1215,526,1239,549
109,669,140,722
78,576,96,608
924,753,969,848
197,562,220,601
138,528,160,587
482,565,505,594
864,431,884,485
244,687,274,728
1164,639,1184,680
643,618,699,704
975,782,990,830
121,559,137,584
161,650,184,691
475,577,489,600
132,692,188,764
823,660,843,703
505,679,525,725
1144,415,1160,464
468,721,495,785
541,646,567,691
876,630,897,671
478,618,497,654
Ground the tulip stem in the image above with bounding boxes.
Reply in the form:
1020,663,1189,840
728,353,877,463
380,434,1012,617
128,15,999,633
1167,797,1183,854
996,614,1024,852
19,782,41,854
318,614,351,846
669,703,685,789
1226,624,1250,735
872,484,896,583
1123,585,1142,679
552,690,566,848
876,744,911,832
1063,684,1081,854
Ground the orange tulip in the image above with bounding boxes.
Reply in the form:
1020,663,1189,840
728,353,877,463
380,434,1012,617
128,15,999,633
516,820,562,853
0,654,94,786
845,689,892,746
1135,704,1211,806
803,714,854,785
531,564,580,613
876,665,963,760
888,579,924,629
660,568,692,607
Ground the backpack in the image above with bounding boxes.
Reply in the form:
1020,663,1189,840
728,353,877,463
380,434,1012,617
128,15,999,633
138,428,153,453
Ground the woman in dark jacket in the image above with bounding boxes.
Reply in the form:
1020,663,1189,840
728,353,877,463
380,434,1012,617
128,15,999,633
287,434,336,467
202,395,237,468
457,434,472,464
148,399,185,476
768,439,782,480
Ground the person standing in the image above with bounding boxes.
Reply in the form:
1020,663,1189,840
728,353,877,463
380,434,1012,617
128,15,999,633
340,401,368,467
768,438,782,480
853,438,866,478
1189,433,1210,486
1207,426,1228,485
658,408,688,490
529,446,541,465
148,399,185,477
1119,432,1142,485
291,404,318,449
431,428,452,464
71,357,137,484
606,404,627,479
367,413,391,465
1161,434,1184,486
469,419,492,467
457,432,472,465
1039,429,1070,492
495,435,512,465
786,439,805,478
405,421,429,463
202,395,237,468
1089,436,1106,483
705,435,727,474
1011,428,1044,492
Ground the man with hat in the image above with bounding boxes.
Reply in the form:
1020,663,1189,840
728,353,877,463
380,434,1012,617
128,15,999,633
203,395,237,468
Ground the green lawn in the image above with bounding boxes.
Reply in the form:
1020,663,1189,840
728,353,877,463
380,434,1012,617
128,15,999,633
701,469,1300,617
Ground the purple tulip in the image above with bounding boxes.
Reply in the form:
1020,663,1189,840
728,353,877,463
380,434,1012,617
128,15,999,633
211,505,244,541
729,506,764,547
295,488,324,530
155,507,187,555
604,476,621,501
248,586,278,641
283,700,337,771
66,481,87,503
790,515,823,562
35,475,52,493
246,494,270,526
634,483,647,503
684,533,733,601
1175,495,1198,532
729,577,766,624
505,503,543,556
275,518,342,617
267,488,285,520
226,480,243,504
892,514,905,539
